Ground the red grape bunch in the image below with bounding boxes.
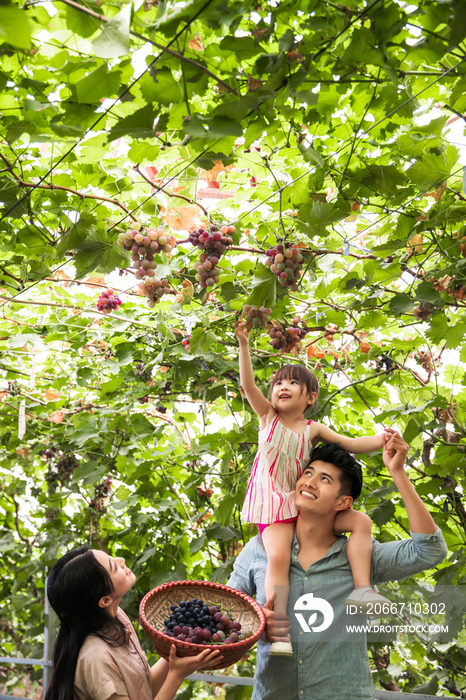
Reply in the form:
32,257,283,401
182,334,191,351
163,598,252,645
413,301,434,320
134,363,152,381
416,350,435,373
138,278,176,307
117,223,177,280
269,316,308,353
96,476,112,499
97,289,122,314
241,304,272,330
264,239,305,290
91,476,113,512
40,445,57,460
188,223,235,289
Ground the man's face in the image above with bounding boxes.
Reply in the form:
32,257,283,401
295,460,351,515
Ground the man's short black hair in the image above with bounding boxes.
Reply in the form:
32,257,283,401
308,443,363,501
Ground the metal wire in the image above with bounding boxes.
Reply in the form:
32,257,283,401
106,147,210,232
0,0,217,306
332,56,466,170
0,0,216,221
342,164,465,246
0,0,385,231
236,54,465,228
309,0,384,65
1,3,463,306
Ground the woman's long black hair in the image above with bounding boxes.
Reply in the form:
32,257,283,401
45,546,127,700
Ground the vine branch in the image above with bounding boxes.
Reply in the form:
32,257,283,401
0,295,158,329
0,154,139,222
12,495,32,548
133,165,209,217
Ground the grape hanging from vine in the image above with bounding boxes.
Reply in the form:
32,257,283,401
188,223,235,289
264,239,305,290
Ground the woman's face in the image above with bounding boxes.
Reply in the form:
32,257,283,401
92,550,136,603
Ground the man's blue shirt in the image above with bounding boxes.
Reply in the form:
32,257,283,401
227,528,447,700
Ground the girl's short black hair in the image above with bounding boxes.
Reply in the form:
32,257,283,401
269,364,319,414
308,443,363,501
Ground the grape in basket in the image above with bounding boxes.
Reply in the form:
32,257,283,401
140,580,265,670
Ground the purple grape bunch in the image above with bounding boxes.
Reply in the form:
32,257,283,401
188,223,235,289
96,289,122,314
163,598,251,644
138,277,176,308
242,305,272,330
269,316,308,353
117,224,177,280
264,239,305,290
134,363,152,382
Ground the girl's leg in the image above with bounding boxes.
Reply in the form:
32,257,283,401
262,522,294,616
261,522,295,650
334,509,391,613
334,509,372,586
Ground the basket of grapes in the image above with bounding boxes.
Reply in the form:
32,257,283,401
140,580,266,669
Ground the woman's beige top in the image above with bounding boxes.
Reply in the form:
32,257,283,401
74,608,152,700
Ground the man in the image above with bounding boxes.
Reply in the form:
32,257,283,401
227,431,447,699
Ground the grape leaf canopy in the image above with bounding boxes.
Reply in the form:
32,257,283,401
1,0,466,695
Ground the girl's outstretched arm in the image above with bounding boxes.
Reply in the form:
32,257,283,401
235,323,274,427
310,421,384,453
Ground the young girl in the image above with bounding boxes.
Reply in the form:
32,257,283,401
45,546,222,700
236,324,390,657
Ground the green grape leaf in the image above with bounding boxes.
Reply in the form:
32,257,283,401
92,4,132,59
0,4,32,49
75,64,121,104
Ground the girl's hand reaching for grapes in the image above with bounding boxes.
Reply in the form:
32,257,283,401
235,321,250,345
168,644,223,680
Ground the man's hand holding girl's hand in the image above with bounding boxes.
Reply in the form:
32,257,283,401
168,644,223,680
263,593,291,643
383,429,408,475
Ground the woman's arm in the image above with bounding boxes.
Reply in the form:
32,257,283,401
153,646,223,700
311,422,384,453
235,323,274,426
103,645,222,700
150,657,169,697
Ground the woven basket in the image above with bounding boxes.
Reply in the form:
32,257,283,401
140,580,265,669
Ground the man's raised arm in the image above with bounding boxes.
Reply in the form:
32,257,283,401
383,430,437,534
371,430,447,585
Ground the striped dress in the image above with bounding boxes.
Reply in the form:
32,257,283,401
242,413,314,524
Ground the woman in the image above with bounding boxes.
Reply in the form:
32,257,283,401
45,546,222,700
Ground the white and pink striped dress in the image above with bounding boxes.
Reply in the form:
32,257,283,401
242,413,314,524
